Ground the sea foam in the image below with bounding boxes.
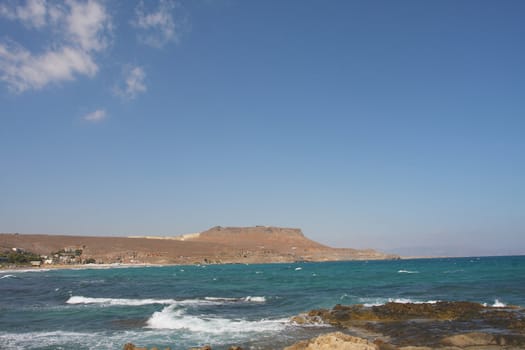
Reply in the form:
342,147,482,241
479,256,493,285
361,297,438,307
398,270,419,274
145,304,286,333
493,299,507,307
67,295,266,307
204,296,266,303
66,296,200,306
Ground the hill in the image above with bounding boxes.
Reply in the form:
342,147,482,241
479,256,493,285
0,226,398,265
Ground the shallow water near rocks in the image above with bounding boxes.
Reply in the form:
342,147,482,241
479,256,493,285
1,256,524,349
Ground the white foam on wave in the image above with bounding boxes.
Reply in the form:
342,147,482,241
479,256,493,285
243,296,266,303
66,296,214,306
0,274,16,279
204,296,266,303
0,331,119,350
397,270,419,274
361,297,438,307
0,268,50,274
204,297,238,302
493,299,507,307
67,295,266,307
146,304,287,334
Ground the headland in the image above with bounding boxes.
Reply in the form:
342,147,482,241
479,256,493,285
0,226,398,268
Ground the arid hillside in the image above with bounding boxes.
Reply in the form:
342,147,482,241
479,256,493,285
0,226,398,265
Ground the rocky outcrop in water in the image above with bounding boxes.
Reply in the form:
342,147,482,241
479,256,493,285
290,301,525,349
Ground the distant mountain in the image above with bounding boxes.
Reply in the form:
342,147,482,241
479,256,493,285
0,226,398,265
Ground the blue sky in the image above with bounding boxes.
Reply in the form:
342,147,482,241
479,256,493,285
1,0,524,256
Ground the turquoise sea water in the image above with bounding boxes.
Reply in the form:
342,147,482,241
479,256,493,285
1,256,524,349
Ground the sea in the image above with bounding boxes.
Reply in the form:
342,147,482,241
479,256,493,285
1,256,524,350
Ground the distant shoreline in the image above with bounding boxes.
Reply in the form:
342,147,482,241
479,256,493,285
0,227,400,266
3,254,524,274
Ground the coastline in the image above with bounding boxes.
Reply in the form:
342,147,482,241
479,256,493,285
0,228,400,267
2,257,525,350
3,253,524,274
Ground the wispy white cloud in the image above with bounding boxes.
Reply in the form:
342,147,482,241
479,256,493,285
82,108,106,122
114,65,147,100
66,0,111,52
0,40,98,92
0,0,112,93
132,0,185,48
0,0,48,28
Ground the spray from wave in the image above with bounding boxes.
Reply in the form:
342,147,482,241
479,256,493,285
145,304,287,334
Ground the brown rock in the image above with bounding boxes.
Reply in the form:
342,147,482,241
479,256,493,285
441,332,495,347
291,312,326,325
122,344,147,350
284,332,378,350
228,347,244,350
373,339,398,350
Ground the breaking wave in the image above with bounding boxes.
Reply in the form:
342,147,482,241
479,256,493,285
204,296,266,303
483,299,507,308
0,269,50,274
397,270,419,274
0,274,16,279
67,295,266,306
493,299,507,307
67,296,195,306
146,304,286,333
360,297,439,307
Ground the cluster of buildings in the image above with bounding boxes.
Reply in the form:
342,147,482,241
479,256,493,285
1,246,87,267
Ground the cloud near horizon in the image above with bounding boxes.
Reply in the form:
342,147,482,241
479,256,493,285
0,0,111,93
82,109,106,122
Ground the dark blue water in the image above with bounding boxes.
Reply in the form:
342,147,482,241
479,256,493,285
1,256,524,349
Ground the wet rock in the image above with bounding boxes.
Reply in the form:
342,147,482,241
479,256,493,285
291,312,326,325
284,331,378,350
293,302,525,349
228,347,243,350
324,302,486,326
123,344,147,350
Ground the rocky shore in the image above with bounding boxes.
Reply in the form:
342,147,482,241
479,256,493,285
122,301,525,350
290,301,525,349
